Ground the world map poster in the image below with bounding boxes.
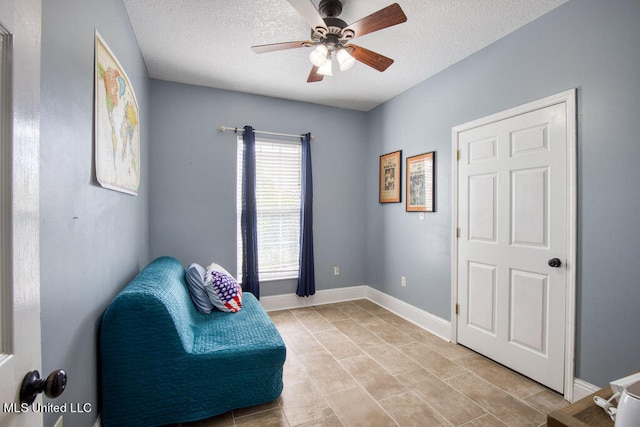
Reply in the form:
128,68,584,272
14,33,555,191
94,31,140,195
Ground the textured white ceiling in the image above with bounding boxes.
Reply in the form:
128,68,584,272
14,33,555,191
123,0,569,111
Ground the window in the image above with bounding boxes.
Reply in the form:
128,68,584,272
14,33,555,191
237,136,302,281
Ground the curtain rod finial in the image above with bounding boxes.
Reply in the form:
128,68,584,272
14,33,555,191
217,125,227,132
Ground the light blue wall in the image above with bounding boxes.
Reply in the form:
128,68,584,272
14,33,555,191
36,3,640,426
40,0,150,426
365,0,640,387
148,80,368,297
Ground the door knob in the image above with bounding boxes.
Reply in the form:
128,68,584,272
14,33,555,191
19,369,67,406
548,258,562,268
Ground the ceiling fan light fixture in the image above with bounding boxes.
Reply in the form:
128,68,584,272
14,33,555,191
317,56,333,76
250,0,407,83
336,47,355,71
309,44,328,67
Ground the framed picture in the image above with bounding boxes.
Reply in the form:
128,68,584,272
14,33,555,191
379,150,402,203
406,151,435,212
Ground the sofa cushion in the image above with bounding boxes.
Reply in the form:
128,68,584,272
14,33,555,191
204,265,242,313
185,263,214,314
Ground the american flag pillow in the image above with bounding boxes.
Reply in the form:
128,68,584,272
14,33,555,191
204,268,242,313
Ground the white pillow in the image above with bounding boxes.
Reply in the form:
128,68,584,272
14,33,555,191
203,262,242,313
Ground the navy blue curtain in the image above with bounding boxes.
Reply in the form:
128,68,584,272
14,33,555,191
297,133,315,297
241,126,260,299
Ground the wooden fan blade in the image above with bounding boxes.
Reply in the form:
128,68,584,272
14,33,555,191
348,44,394,72
251,41,312,54
343,3,407,39
286,0,328,33
307,65,324,83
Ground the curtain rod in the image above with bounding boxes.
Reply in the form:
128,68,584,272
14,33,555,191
218,125,314,140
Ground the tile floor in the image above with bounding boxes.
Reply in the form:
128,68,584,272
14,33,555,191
178,299,570,426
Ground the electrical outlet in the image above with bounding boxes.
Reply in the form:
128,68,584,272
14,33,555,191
333,265,340,276
401,276,406,287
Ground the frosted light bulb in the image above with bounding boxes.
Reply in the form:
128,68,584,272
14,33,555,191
337,48,355,71
317,57,333,76
309,45,328,67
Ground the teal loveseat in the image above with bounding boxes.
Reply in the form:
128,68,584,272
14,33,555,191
100,256,286,426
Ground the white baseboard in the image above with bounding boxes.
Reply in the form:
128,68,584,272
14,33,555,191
260,285,451,340
364,287,452,341
572,378,601,402
260,285,369,311
260,284,591,401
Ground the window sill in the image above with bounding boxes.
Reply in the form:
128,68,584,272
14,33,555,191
262,275,297,282
238,274,298,283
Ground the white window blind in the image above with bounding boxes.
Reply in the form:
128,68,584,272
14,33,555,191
237,136,302,281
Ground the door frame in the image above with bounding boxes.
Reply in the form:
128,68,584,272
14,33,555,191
450,89,577,401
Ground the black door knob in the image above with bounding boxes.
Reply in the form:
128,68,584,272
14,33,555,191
19,369,67,406
548,258,562,268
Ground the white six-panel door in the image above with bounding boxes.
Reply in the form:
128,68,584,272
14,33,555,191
453,91,576,395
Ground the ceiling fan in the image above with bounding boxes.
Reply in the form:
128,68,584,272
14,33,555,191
251,0,407,82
